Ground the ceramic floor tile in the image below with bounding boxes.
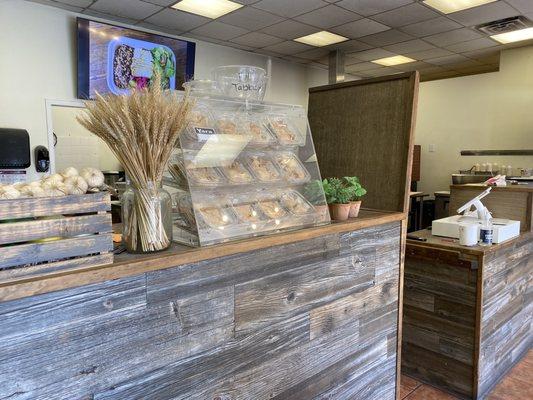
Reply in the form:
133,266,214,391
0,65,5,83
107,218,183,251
488,376,533,400
405,385,457,400
505,357,533,384
401,375,422,399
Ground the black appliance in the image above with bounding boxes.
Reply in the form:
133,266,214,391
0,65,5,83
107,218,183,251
0,128,31,169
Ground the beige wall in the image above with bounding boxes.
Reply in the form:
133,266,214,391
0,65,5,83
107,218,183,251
416,46,533,197
0,0,328,181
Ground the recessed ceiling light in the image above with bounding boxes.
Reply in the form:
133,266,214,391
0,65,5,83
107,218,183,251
294,31,348,47
491,27,533,44
372,55,416,66
423,0,497,14
172,0,243,19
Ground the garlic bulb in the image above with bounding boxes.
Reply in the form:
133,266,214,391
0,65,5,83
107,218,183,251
0,185,21,199
81,168,105,189
29,180,42,188
64,176,88,195
42,173,63,186
20,185,46,198
44,182,68,197
61,167,79,179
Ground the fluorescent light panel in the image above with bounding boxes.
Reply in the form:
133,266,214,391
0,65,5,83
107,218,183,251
423,0,497,14
294,31,348,47
172,0,242,19
372,55,416,66
491,27,533,44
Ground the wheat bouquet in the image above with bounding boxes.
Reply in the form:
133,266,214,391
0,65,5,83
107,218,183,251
78,75,192,253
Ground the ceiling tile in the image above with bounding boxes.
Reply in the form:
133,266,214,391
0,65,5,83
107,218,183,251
505,0,533,13
461,47,501,63
294,4,362,29
424,28,483,46
448,59,484,69
345,61,381,71
82,9,139,25
371,3,440,28
136,21,184,36
405,47,454,60
56,0,93,7
253,0,328,18
261,40,314,54
392,60,432,71
426,54,471,65
183,34,225,45
233,0,263,4
230,31,284,47
323,39,372,51
383,39,435,53
217,7,285,30
226,42,256,51
444,37,498,53
348,48,396,61
448,1,518,26
363,66,401,76
190,21,249,40
145,8,210,31
260,20,318,39
31,0,85,11
358,29,413,46
90,0,162,20
337,0,413,17
295,47,331,60
142,0,176,6
398,16,462,37
330,18,390,38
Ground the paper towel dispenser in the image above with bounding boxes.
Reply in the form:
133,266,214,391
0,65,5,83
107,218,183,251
0,128,31,169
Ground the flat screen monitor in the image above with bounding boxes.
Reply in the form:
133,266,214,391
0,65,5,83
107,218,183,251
77,18,195,99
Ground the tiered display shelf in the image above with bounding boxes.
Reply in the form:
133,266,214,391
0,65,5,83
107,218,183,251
166,96,330,246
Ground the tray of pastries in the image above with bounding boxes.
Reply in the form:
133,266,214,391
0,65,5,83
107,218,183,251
279,190,315,216
197,205,236,229
273,152,310,184
241,115,276,146
220,161,254,184
245,153,282,183
267,116,304,146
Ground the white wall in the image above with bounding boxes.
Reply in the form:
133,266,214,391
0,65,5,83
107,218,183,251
416,46,533,196
0,0,328,181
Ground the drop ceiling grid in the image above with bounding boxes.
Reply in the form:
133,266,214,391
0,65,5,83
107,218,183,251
27,0,533,80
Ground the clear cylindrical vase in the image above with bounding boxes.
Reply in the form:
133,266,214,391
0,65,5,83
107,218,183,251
121,181,172,253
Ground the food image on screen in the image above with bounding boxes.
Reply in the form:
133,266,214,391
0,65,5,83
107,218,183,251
77,18,195,99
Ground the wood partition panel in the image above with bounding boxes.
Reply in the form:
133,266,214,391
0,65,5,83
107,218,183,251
308,72,419,213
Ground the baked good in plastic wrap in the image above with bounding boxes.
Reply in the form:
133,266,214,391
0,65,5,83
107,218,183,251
241,115,276,146
187,165,225,186
267,115,304,146
274,152,310,184
245,153,282,183
197,205,236,229
186,105,216,140
220,161,254,184
257,199,288,220
214,113,242,135
280,190,315,215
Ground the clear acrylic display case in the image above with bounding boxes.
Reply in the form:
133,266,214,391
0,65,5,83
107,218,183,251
166,95,330,247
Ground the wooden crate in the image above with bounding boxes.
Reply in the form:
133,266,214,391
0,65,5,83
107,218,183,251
0,192,113,279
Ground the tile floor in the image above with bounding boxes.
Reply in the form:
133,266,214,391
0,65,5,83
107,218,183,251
400,349,533,400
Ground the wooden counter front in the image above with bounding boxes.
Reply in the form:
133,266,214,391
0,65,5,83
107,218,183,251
402,229,533,399
0,213,405,399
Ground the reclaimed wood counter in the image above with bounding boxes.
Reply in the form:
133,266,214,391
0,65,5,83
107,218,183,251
402,229,533,399
0,210,406,399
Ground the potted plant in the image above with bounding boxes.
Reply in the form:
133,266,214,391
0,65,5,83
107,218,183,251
323,178,353,221
343,176,367,218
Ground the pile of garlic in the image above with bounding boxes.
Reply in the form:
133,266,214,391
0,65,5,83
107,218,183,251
0,167,105,200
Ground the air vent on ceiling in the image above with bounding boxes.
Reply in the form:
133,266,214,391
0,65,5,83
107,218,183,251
476,16,533,36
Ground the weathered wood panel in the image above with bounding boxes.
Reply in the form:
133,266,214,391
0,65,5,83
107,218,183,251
477,234,533,398
0,222,402,399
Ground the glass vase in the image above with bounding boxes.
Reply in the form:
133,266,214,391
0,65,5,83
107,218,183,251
121,181,172,253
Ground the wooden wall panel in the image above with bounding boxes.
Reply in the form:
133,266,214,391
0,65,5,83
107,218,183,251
308,72,419,213
0,222,402,400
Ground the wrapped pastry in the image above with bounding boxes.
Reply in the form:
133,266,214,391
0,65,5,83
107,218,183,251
258,200,287,219
188,109,210,127
241,116,275,145
215,113,241,135
233,203,263,223
198,206,235,228
246,154,281,183
221,161,253,184
274,152,310,184
281,191,314,215
268,116,301,145
188,167,224,186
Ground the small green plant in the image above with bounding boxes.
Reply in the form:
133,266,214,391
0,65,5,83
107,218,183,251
304,180,325,205
322,178,353,204
343,176,367,201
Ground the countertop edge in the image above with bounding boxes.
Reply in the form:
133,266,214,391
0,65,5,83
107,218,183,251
0,211,406,303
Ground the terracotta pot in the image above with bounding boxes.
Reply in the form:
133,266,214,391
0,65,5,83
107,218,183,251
328,203,351,221
349,200,362,218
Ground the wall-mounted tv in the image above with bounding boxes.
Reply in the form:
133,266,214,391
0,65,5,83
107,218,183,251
77,18,195,99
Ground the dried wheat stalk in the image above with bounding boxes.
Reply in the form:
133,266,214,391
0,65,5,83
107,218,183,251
77,74,192,252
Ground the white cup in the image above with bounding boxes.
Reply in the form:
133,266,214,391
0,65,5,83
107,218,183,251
459,224,478,246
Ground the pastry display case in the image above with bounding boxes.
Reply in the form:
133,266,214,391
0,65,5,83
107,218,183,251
167,95,330,246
